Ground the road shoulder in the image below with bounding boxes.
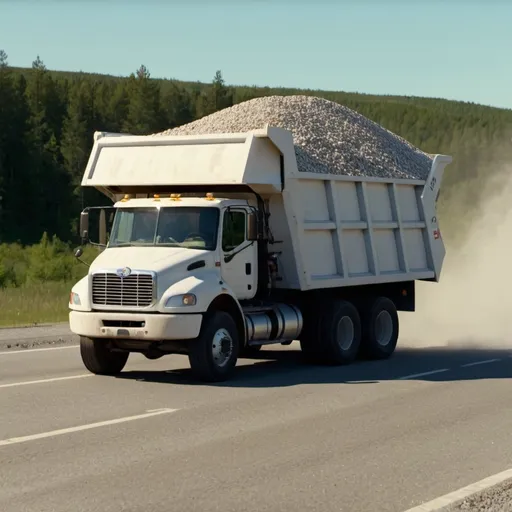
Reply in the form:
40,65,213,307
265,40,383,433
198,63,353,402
405,469,512,512
0,323,77,351
445,477,512,512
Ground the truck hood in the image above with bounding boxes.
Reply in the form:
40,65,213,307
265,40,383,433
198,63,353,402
89,246,212,274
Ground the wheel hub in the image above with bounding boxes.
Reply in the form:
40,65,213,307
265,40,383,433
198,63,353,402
220,337,231,356
375,310,393,346
212,328,233,368
337,316,355,351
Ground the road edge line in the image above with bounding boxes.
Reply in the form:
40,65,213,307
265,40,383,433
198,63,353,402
402,468,512,511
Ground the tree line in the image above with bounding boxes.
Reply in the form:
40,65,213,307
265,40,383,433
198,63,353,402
1,49,511,246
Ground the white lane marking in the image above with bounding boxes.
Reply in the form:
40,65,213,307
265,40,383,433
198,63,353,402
0,345,77,355
402,467,512,511
398,369,449,380
0,374,92,389
0,408,178,447
461,358,501,368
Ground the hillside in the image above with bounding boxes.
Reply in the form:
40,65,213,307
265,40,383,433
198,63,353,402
1,51,512,247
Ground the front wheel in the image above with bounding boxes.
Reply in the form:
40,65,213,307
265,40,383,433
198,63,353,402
80,337,129,375
188,311,239,382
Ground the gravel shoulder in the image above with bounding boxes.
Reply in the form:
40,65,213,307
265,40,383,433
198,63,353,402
445,479,512,512
0,323,77,351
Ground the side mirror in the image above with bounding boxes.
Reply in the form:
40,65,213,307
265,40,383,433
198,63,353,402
73,246,90,267
247,212,258,241
80,211,89,240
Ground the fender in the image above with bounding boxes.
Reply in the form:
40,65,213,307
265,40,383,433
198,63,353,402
69,275,92,312
159,270,234,314
160,271,247,346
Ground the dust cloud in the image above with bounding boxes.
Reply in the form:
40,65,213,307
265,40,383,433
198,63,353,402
399,165,512,349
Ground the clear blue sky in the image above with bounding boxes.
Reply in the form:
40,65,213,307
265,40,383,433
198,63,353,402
2,0,511,109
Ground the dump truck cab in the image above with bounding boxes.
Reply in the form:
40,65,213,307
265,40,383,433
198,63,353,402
70,193,261,349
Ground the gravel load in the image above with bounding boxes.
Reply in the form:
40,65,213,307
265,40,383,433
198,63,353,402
155,95,434,180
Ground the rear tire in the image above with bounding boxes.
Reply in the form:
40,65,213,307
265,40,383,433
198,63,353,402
300,300,361,365
359,297,399,360
80,336,129,375
188,311,239,382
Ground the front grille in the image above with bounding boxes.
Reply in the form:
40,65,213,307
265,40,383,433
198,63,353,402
92,272,154,307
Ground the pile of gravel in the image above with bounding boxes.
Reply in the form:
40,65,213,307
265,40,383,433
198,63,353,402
155,95,434,180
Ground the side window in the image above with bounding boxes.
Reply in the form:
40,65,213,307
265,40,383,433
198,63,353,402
222,211,246,252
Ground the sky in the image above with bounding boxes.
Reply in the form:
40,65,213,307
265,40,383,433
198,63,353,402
1,0,511,110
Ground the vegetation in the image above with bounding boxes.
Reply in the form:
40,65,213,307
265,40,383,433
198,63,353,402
0,234,97,326
1,49,511,325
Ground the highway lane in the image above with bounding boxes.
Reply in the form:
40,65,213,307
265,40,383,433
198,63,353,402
0,337,511,512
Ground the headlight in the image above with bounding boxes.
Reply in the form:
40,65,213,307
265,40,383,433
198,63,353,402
69,292,81,306
165,294,197,308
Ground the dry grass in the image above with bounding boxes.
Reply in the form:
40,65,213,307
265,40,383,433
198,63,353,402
0,281,72,327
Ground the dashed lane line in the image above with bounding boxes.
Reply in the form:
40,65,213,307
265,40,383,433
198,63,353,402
460,358,501,368
0,408,178,447
0,374,92,389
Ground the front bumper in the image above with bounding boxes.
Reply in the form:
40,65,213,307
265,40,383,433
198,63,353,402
69,310,202,341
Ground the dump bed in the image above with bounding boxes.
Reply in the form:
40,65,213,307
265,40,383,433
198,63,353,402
81,127,451,291
273,163,450,291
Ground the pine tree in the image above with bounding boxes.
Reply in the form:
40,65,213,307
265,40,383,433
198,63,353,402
123,65,163,134
197,70,234,118
162,82,195,128
61,82,90,202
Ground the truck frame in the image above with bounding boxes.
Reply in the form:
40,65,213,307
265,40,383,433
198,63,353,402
69,126,452,382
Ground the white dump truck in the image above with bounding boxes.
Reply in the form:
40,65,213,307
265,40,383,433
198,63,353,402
69,126,451,382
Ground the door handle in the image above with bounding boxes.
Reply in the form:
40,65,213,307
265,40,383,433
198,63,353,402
245,263,251,275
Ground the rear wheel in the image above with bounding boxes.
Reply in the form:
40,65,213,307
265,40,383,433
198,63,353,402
80,336,129,375
359,297,399,360
300,300,361,365
188,311,239,382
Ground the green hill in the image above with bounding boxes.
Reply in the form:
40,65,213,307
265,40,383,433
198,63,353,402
1,52,512,247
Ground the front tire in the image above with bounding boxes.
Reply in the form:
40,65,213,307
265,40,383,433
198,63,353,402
80,337,129,375
188,311,239,382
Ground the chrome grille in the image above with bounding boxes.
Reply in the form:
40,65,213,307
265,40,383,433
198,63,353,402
92,272,154,307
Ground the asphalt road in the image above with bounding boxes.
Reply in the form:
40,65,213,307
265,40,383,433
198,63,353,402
1,327,511,512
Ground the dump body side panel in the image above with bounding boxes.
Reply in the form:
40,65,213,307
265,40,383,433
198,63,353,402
280,156,450,291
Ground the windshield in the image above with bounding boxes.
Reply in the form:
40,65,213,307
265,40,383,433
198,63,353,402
109,206,220,250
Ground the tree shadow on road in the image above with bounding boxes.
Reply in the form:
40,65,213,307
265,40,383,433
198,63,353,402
114,342,512,388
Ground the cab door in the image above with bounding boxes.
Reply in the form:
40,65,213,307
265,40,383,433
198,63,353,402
220,208,258,300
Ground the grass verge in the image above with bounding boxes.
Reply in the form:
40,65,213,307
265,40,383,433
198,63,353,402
0,281,72,327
